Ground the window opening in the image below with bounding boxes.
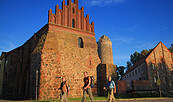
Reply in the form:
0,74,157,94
72,19,75,28
78,37,84,48
152,63,155,69
72,8,75,13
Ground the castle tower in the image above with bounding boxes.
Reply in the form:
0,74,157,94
97,35,114,64
97,35,116,96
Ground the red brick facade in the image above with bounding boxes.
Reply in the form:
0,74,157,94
48,0,94,33
121,42,173,94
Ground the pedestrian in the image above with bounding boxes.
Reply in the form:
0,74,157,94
103,76,116,102
57,76,70,102
82,71,94,102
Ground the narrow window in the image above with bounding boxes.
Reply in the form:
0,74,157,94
152,63,155,69
72,7,75,13
154,77,157,83
161,64,164,69
138,67,140,73
78,37,83,48
132,72,134,77
90,61,91,65
72,19,75,28
129,73,131,78
135,70,137,75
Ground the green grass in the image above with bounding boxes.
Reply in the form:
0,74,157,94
24,93,166,101
31,97,107,102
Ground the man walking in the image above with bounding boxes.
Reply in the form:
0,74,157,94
104,76,116,102
82,71,94,102
57,76,70,102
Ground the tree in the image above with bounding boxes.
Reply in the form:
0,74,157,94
126,61,132,69
169,43,173,53
130,51,140,65
140,50,149,57
116,66,126,80
127,49,152,68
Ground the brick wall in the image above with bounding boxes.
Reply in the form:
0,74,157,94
37,23,100,100
117,80,127,94
97,64,117,96
146,42,173,91
132,80,151,91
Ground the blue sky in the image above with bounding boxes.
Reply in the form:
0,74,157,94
0,0,173,66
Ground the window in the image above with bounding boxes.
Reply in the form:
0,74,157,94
72,7,75,13
154,77,157,83
6,60,8,64
72,19,75,28
135,70,137,75
127,75,128,79
78,37,83,48
161,64,164,69
129,73,131,78
132,72,134,77
152,63,155,69
138,67,140,73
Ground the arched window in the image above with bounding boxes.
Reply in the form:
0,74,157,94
72,19,75,28
78,37,83,48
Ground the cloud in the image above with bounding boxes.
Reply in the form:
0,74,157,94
133,41,156,49
112,36,135,43
85,0,126,6
0,40,18,53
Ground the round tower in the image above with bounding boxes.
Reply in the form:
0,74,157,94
97,35,113,64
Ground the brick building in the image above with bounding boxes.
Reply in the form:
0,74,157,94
0,0,116,100
121,42,173,94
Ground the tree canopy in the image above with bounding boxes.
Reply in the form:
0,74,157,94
169,43,173,53
126,49,152,69
116,66,126,80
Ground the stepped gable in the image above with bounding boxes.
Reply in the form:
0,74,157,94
48,0,94,33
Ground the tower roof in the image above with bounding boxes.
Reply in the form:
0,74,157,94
98,35,111,43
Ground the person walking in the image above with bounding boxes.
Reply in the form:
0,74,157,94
103,76,116,102
82,71,94,102
57,76,70,102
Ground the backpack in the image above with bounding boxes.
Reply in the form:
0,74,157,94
90,76,95,88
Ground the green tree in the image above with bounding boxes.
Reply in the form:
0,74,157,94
140,49,149,57
169,43,173,53
127,49,152,68
126,61,132,69
130,51,140,65
116,66,126,80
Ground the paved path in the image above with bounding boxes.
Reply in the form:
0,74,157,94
1,98,173,102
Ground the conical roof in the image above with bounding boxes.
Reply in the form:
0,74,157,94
98,35,111,43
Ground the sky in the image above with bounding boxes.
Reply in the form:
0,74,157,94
0,0,173,66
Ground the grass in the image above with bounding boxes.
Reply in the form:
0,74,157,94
31,97,107,101
31,93,164,101
2,93,165,101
